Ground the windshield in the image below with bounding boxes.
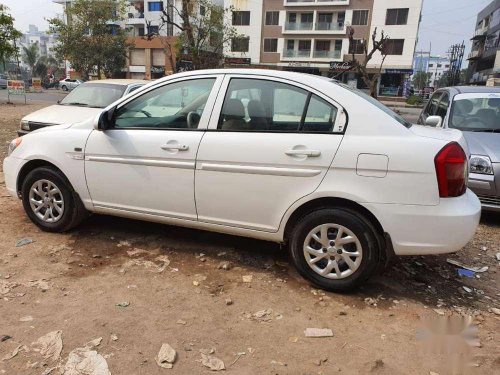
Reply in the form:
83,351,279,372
60,83,126,108
333,80,412,128
450,94,500,132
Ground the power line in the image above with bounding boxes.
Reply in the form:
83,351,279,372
421,0,490,17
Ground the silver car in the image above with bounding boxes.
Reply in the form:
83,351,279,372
59,78,83,91
0,74,8,89
418,86,500,212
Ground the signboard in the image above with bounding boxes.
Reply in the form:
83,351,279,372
7,80,27,104
384,69,414,74
288,62,311,67
225,57,251,65
330,61,354,71
32,78,43,93
8,80,25,95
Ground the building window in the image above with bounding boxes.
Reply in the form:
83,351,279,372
298,40,311,51
264,38,278,52
147,25,159,35
265,11,279,26
231,37,249,52
352,10,369,25
384,39,404,55
428,63,433,67
315,40,330,51
138,27,145,37
386,8,409,25
301,13,313,24
286,40,295,50
148,1,163,12
288,13,297,23
349,39,364,54
232,11,250,26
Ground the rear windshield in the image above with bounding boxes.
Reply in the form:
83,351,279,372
332,81,412,128
60,83,126,108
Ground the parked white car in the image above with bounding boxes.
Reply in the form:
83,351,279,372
18,79,145,136
59,78,83,91
3,69,481,291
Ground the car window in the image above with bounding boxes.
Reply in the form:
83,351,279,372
114,78,215,129
426,92,443,116
450,95,500,131
60,83,127,108
218,78,338,132
436,92,449,119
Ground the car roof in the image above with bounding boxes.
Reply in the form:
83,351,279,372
82,79,146,86
439,86,500,95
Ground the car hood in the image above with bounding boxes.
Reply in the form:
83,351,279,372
463,131,500,163
22,104,103,126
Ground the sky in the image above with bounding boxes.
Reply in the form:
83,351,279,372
1,0,494,59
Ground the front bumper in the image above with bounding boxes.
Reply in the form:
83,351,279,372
3,156,26,198
363,189,481,256
468,164,499,212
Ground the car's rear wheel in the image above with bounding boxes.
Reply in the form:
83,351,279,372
21,167,88,232
61,85,68,91
288,208,381,291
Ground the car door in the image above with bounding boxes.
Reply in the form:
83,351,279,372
84,75,222,220
195,76,346,232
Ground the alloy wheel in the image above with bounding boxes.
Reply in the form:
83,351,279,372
28,179,65,223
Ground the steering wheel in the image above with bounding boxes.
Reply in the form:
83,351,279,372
187,111,201,128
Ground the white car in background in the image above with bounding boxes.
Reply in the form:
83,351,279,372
18,79,145,136
3,69,481,291
59,78,83,91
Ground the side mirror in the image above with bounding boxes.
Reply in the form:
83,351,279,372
425,115,443,128
96,106,116,131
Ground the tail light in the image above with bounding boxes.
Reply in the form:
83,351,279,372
434,142,467,198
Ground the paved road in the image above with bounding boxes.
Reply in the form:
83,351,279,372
0,88,67,105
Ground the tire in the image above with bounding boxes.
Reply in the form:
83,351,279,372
61,85,68,91
288,208,381,292
21,167,88,232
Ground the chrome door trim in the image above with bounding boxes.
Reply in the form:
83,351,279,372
86,155,195,169
197,162,321,177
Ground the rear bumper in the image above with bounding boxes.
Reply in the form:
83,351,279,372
363,189,481,256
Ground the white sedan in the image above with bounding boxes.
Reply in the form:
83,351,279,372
3,69,481,291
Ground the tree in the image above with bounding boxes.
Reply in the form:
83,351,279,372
48,0,132,79
347,26,390,98
0,4,22,71
157,0,238,70
22,43,39,74
412,71,431,90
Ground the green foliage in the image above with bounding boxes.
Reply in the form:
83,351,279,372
406,95,423,106
412,71,432,90
48,0,133,79
0,4,22,69
159,0,239,70
22,43,39,71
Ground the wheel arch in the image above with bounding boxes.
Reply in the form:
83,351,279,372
17,159,67,196
283,197,389,253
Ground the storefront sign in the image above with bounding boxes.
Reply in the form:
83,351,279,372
225,57,251,65
330,61,354,71
32,78,42,93
7,80,25,95
150,66,165,74
384,69,414,74
288,62,311,67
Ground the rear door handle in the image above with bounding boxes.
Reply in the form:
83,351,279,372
285,149,321,157
161,144,189,151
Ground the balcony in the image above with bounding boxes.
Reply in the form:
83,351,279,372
316,22,344,31
126,12,145,26
467,50,482,60
313,50,342,59
471,26,487,41
284,49,312,58
285,22,313,31
285,0,349,6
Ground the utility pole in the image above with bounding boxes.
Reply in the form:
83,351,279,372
445,41,465,86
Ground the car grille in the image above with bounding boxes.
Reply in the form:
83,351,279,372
477,194,500,207
28,121,58,131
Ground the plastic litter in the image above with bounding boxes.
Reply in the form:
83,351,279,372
457,269,475,278
64,347,111,375
304,328,334,338
446,259,488,273
32,330,63,362
15,238,35,247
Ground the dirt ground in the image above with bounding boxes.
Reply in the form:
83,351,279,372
0,103,499,375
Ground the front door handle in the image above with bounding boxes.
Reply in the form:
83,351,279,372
285,149,321,157
161,144,189,151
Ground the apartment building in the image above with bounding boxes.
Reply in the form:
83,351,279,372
466,0,500,85
413,53,451,88
225,0,423,96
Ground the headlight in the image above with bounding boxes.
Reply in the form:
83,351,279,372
470,155,493,175
20,120,29,131
7,137,22,156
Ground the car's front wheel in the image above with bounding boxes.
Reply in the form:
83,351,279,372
21,167,88,232
61,85,68,91
288,208,381,292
